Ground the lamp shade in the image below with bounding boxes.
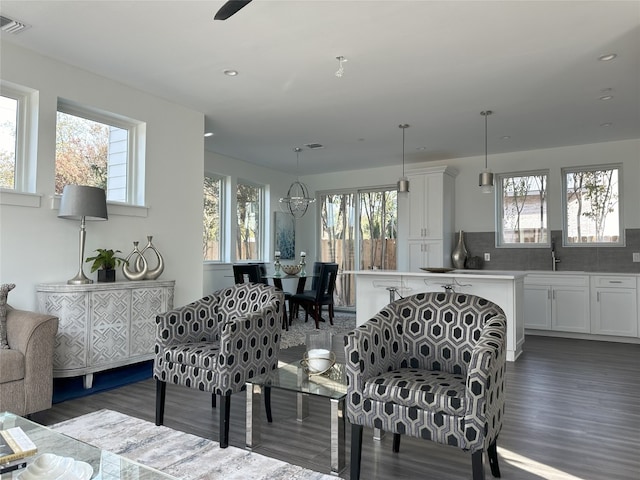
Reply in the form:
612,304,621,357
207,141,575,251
58,185,108,220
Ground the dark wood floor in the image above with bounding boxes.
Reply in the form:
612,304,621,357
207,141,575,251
32,335,640,480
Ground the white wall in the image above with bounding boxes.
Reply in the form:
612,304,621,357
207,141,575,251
300,138,640,259
0,43,204,310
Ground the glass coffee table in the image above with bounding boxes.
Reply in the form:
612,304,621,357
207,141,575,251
0,412,175,479
245,361,347,476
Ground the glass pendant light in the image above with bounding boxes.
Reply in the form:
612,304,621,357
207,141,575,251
397,124,410,193
479,110,494,194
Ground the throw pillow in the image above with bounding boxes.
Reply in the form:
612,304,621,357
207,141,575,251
0,283,16,349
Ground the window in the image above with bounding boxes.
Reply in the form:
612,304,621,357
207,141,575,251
0,95,18,189
319,187,398,307
563,165,622,245
497,171,548,246
0,83,33,192
236,181,264,260
203,174,224,261
56,100,144,205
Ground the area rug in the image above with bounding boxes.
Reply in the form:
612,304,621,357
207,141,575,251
52,409,340,479
280,311,356,349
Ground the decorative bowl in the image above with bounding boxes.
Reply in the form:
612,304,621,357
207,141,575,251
303,348,336,374
281,264,302,275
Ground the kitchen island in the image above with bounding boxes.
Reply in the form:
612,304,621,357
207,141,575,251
346,269,525,361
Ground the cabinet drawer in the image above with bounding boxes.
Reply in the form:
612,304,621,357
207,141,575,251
592,276,636,289
525,274,589,287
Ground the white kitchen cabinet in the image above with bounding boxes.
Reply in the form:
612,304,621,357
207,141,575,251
524,274,590,333
398,166,457,271
36,280,175,388
590,275,638,337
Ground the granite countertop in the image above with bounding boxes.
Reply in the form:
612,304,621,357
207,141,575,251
344,269,526,280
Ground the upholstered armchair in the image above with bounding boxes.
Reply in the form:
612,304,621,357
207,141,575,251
0,307,59,416
345,292,507,480
154,283,284,447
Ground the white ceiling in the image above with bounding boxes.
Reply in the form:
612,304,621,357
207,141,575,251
1,1,639,175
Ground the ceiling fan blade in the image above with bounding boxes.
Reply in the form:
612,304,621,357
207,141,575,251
214,0,253,21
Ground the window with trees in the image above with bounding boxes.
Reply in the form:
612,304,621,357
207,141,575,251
236,181,263,260
0,84,33,192
203,174,224,261
0,94,18,189
563,165,622,245
56,100,144,205
319,187,397,308
497,171,549,246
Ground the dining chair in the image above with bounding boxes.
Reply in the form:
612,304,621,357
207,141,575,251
290,262,339,328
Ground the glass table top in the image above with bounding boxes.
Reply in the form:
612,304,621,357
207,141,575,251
0,412,175,479
249,361,347,400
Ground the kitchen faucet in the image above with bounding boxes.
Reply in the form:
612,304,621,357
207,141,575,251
551,239,561,271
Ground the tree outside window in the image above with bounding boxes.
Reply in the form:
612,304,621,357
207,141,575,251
497,172,548,246
203,175,223,261
563,166,621,244
0,95,17,189
236,182,263,260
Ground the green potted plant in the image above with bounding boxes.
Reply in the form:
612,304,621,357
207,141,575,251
86,249,128,283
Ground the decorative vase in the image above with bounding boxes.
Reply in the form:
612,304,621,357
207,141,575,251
451,230,468,269
123,241,148,281
136,235,164,280
299,253,306,276
274,254,282,277
97,269,116,283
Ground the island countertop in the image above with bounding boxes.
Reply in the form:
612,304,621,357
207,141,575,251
344,269,526,280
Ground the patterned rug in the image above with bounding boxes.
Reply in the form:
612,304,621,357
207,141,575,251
52,409,340,479
280,311,356,349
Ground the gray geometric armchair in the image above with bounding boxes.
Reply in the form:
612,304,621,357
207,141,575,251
154,283,284,447
345,291,507,480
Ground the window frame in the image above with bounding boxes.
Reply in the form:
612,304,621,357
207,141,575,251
203,172,226,263
561,164,624,247
235,179,265,262
0,82,36,193
56,98,145,206
495,169,550,248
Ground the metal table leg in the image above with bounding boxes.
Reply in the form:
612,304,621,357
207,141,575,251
330,397,346,475
246,382,262,450
296,392,309,422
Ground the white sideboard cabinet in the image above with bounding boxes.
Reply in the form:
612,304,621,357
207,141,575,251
590,275,638,337
524,274,590,333
36,280,175,388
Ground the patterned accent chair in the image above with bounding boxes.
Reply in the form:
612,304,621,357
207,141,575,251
345,292,507,480
154,283,284,448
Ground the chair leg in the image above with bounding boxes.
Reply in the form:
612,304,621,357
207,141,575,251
472,450,485,480
265,386,273,423
328,303,334,325
219,394,231,448
350,424,364,480
155,380,166,426
314,304,320,329
392,433,401,453
487,439,501,478
211,393,217,408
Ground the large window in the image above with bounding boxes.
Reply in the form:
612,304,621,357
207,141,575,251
236,181,264,260
0,83,33,192
319,187,397,307
497,171,548,246
0,95,18,189
56,100,144,205
563,165,622,245
203,174,224,261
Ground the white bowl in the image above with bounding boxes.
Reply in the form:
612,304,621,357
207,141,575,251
307,348,333,373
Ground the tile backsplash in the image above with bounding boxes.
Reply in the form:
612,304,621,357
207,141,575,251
461,229,640,273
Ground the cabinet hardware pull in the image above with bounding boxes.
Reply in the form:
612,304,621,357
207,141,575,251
548,289,551,300
609,281,623,284
597,292,600,302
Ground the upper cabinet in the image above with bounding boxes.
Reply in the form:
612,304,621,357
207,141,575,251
398,166,457,271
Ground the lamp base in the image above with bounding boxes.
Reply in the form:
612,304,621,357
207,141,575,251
67,270,93,285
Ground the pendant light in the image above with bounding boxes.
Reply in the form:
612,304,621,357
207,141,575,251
279,147,316,218
397,124,410,193
479,110,494,193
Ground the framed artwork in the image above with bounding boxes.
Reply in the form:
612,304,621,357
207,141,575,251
274,212,295,259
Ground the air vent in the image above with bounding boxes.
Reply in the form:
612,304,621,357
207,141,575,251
1,15,30,34
304,143,325,150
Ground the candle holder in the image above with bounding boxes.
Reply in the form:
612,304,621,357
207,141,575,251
274,254,282,277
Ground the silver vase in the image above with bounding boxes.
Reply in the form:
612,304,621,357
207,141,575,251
451,230,468,269
123,241,148,281
136,235,164,280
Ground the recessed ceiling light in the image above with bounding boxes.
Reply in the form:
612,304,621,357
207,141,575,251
599,95,614,101
501,136,511,140
204,132,214,137
600,122,613,127
416,147,427,151
598,53,617,61
223,69,238,76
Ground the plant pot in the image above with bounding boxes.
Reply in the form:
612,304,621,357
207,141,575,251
98,269,116,283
